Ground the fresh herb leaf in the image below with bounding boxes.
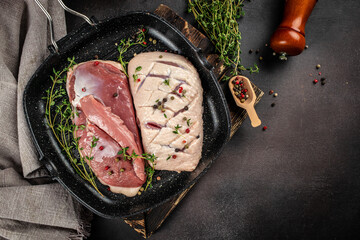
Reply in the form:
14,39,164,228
164,78,170,86
164,113,167,118
133,74,138,82
188,0,259,80
117,29,146,77
173,124,182,134
43,57,103,196
135,66,142,72
187,118,191,127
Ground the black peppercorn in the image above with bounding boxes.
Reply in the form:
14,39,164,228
153,105,157,109
184,106,189,111
157,101,162,106
175,148,180,152
163,98,167,102
113,93,118,97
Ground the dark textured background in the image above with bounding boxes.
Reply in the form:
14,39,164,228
63,0,360,239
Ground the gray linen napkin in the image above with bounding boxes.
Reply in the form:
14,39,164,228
0,0,92,239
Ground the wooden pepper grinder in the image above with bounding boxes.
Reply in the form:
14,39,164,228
270,0,317,60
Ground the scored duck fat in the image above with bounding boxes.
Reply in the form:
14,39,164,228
128,52,203,172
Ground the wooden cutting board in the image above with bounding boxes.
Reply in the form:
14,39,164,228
122,4,264,238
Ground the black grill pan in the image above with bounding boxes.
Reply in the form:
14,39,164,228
23,5,231,218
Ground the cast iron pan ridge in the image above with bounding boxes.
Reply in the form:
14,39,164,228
23,12,231,218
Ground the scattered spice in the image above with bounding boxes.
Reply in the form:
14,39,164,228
170,96,175,100
255,49,260,54
318,72,321,75
107,187,110,191
316,64,321,69
94,61,99,66
82,87,86,92
172,155,177,159
137,78,141,82
137,192,141,195
263,126,268,131
175,148,180,152
120,168,125,172
269,90,274,95
185,128,190,133
107,171,113,176
272,52,276,56
274,93,278,97
156,176,161,181
321,77,326,85
305,45,309,49
271,103,275,107
113,93,118,97
159,55,163,58
184,106,189,111
313,79,318,84
105,166,110,170
249,49,253,54
259,56,263,61
182,140,187,144
99,146,104,151
179,87,183,93
143,41,147,45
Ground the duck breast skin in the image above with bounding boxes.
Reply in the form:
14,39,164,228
128,52,203,172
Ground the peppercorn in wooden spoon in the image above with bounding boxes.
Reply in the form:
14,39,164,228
229,76,261,127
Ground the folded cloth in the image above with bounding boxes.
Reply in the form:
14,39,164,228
0,0,92,239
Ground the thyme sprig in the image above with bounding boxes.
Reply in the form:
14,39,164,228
43,57,103,196
117,147,157,191
117,29,147,77
188,0,259,81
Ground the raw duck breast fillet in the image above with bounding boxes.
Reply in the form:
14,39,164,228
128,52,203,172
66,60,145,197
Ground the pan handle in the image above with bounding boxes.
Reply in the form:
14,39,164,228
34,0,97,53
57,0,96,27
34,0,59,52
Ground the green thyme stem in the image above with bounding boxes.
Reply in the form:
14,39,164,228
188,0,259,80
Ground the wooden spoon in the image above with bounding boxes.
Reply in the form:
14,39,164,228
228,76,261,127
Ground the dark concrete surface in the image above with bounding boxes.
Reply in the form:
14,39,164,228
64,0,360,239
